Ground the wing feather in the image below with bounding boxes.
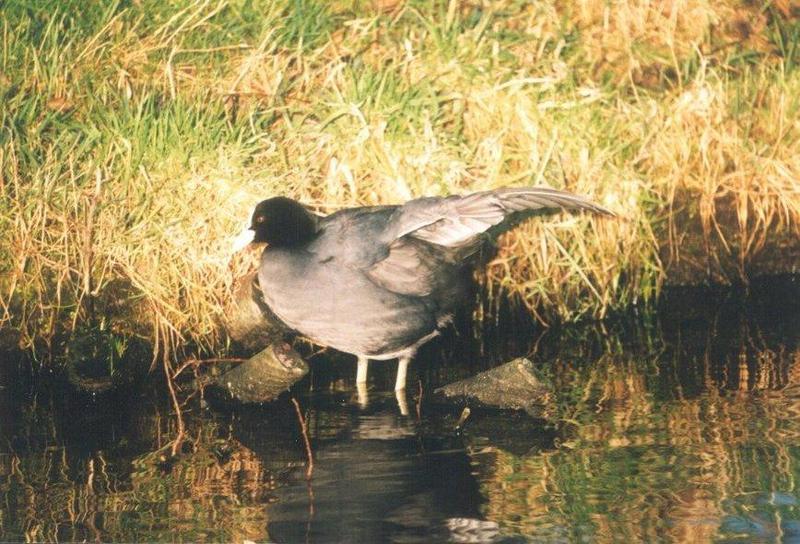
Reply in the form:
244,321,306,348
364,185,613,297
384,186,613,249
364,239,447,297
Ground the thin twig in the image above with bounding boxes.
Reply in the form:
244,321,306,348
291,397,314,480
416,378,423,422
305,478,315,544
164,356,185,458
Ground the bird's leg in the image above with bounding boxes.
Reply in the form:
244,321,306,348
356,356,369,384
395,388,409,416
395,356,410,392
357,381,369,410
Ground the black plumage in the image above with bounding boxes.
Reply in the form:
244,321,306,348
248,186,613,391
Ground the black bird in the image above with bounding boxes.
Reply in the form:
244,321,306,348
245,186,612,391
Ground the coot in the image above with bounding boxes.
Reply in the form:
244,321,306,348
245,186,612,391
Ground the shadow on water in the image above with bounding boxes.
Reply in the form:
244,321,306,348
2,277,800,542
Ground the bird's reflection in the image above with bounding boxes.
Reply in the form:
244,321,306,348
231,392,486,544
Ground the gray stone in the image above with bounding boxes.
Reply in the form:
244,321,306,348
435,358,553,419
215,342,309,403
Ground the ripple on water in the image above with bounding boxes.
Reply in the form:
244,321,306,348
2,287,800,542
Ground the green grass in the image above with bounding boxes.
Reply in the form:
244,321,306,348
1,0,800,358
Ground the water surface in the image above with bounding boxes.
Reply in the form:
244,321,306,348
2,282,800,542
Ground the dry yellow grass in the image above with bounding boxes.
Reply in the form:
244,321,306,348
1,0,799,358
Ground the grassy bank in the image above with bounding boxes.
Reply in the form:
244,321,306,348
1,0,799,357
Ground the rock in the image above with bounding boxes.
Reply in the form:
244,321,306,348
215,342,309,403
435,358,553,419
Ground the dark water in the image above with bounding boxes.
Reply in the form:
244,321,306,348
3,280,800,542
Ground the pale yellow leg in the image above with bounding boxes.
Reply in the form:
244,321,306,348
395,356,409,392
357,381,369,409
356,356,369,384
395,388,409,416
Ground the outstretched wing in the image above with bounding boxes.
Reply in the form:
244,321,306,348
383,186,613,249
364,186,613,297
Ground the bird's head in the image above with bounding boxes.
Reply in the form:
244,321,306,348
246,197,318,248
